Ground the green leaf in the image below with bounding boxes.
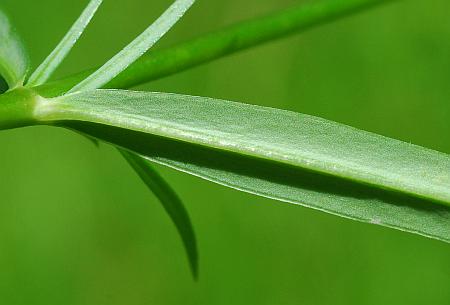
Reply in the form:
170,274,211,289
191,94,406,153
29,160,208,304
0,9,29,89
26,0,103,87
68,0,195,93
120,149,198,278
71,124,450,243
33,89,450,242
37,90,450,204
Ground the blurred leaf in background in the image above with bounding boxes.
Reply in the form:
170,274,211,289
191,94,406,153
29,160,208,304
0,0,449,305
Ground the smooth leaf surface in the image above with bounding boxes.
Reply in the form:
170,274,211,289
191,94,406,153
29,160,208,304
0,9,28,89
36,90,450,204
27,0,103,87
69,0,195,93
120,149,198,278
32,89,450,242
61,121,450,243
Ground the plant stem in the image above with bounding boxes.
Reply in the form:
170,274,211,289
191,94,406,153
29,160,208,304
0,88,37,129
37,0,394,96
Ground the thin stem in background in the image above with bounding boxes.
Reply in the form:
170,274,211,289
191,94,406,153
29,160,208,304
69,0,195,93
37,0,394,96
26,0,103,87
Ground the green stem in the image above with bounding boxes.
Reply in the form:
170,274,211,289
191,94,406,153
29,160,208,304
0,88,37,130
36,0,394,96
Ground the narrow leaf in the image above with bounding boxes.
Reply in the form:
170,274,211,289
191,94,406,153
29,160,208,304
33,90,450,241
120,149,198,278
68,123,450,243
27,0,103,87
37,90,450,204
0,9,29,88
68,0,195,93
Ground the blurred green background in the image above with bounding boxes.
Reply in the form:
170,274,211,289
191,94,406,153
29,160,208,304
0,0,449,304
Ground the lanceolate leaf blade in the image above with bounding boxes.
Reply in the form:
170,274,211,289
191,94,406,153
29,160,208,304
0,9,29,89
61,122,450,243
32,89,450,242
37,90,450,205
69,0,195,93
27,0,103,87
120,149,198,278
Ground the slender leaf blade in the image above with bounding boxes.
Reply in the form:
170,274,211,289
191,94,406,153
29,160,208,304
0,9,29,88
69,0,195,93
36,90,450,205
32,89,450,241
120,149,198,278
61,121,450,243
26,0,103,87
